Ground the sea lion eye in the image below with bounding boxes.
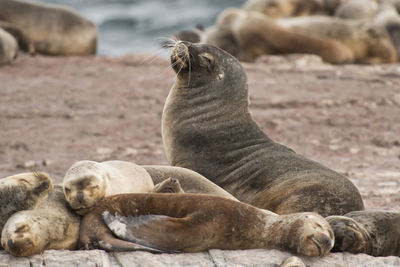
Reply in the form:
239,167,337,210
199,53,214,71
64,187,71,193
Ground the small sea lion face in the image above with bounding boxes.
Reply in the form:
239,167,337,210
291,213,334,256
0,172,53,207
152,177,185,193
171,41,247,93
1,216,37,257
64,175,105,215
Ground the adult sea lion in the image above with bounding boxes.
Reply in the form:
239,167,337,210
1,185,80,257
80,193,334,256
0,172,53,237
0,27,18,65
143,165,238,201
326,210,400,256
205,8,354,63
275,15,398,64
162,40,364,217
0,0,97,55
63,160,154,215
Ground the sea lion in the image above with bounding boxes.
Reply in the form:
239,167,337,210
0,172,53,237
151,177,184,193
326,210,400,256
334,0,379,20
0,27,18,65
162,40,364,217
275,15,398,64
1,185,80,257
243,0,330,18
0,21,35,54
205,8,354,63
0,0,97,55
63,160,154,215
80,193,334,256
143,165,238,201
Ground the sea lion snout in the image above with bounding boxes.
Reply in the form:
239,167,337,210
171,41,191,71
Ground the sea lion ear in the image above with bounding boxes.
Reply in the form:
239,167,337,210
199,52,215,72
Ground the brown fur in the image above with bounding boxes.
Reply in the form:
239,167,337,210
208,9,354,64
0,0,97,55
1,186,80,257
80,193,334,256
0,172,53,237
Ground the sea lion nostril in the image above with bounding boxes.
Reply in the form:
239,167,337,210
77,192,84,203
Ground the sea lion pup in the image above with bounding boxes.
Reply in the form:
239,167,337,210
326,210,400,256
80,193,334,256
1,186,80,257
63,160,154,215
0,27,18,65
0,0,97,55
243,0,330,18
162,41,364,217
0,172,53,236
207,8,354,63
151,177,184,193
143,165,238,201
276,15,398,64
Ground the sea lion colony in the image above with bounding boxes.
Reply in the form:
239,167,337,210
0,0,399,263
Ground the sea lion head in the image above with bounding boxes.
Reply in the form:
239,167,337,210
243,0,294,18
0,172,53,209
288,213,334,256
152,177,185,193
170,41,248,103
1,213,40,257
63,161,106,215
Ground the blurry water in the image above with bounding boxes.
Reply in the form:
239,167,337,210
33,0,245,56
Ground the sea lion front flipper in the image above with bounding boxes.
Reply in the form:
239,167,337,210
387,22,400,59
0,21,35,55
325,215,371,254
152,177,185,193
103,211,193,252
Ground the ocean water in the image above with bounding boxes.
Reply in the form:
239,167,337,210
33,0,246,56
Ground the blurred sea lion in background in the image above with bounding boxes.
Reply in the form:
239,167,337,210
243,0,330,18
206,8,354,63
0,27,18,65
0,0,97,55
276,15,398,64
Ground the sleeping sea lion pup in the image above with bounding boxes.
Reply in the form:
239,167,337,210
0,172,53,235
63,160,154,215
162,40,364,217
0,27,18,65
326,210,400,256
143,165,238,200
0,0,97,55
1,186,80,257
80,193,334,256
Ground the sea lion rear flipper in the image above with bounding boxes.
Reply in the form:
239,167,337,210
152,177,184,193
103,211,187,252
